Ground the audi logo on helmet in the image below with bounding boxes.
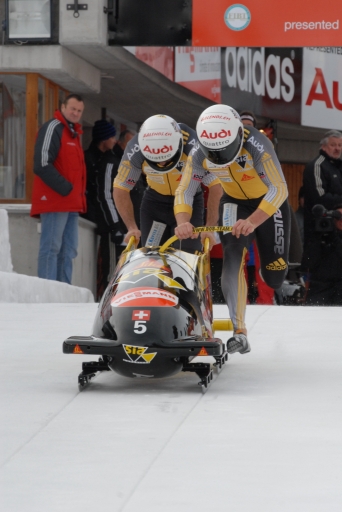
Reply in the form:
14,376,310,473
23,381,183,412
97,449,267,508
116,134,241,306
196,104,244,166
143,145,173,156
138,114,183,173
200,129,232,139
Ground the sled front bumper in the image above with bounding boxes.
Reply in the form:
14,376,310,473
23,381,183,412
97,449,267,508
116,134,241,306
63,335,224,358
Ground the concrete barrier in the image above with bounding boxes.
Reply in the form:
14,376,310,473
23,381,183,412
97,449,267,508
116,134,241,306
0,208,95,303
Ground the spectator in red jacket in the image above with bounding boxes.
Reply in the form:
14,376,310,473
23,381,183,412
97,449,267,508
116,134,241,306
30,94,87,284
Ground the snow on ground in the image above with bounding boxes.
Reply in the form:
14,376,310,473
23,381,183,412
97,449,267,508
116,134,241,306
1,303,341,512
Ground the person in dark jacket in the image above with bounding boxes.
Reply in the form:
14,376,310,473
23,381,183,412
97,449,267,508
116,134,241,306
30,94,86,284
303,204,342,305
84,119,125,300
302,130,342,247
295,186,305,245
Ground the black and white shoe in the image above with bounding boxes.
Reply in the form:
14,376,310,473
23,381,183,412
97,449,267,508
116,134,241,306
226,332,251,354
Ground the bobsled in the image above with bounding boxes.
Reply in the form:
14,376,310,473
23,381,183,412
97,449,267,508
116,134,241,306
63,230,232,391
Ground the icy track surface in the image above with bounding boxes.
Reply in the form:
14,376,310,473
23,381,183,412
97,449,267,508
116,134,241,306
1,303,341,512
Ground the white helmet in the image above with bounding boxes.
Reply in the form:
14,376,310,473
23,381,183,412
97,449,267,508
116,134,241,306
196,104,244,166
138,115,183,173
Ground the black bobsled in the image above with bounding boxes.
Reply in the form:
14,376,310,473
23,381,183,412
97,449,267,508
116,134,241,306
63,232,231,391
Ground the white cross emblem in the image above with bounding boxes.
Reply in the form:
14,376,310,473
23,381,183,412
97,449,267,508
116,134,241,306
132,310,151,320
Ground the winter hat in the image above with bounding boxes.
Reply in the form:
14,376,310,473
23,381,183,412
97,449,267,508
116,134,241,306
92,120,116,142
239,110,257,127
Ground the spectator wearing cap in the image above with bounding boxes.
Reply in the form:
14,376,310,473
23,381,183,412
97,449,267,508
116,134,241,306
240,110,257,128
83,119,125,300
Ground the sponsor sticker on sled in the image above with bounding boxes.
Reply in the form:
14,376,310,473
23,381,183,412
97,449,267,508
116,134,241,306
111,287,178,307
145,221,166,247
123,344,157,364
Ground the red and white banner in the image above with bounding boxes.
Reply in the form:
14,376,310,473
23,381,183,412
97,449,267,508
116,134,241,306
125,47,174,81
301,48,342,130
192,0,342,47
175,47,221,102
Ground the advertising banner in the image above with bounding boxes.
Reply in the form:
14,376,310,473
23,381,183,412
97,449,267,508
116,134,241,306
175,47,221,102
301,48,342,130
192,0,342,47
221,47,303,123
125,47,174,81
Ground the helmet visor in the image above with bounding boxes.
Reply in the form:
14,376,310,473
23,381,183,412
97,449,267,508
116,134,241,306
201,128,243,166
145,139,183,173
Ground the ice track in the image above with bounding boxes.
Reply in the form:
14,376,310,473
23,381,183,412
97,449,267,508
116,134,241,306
1,303,341,512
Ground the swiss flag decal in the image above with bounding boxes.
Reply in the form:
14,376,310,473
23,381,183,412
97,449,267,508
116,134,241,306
132,310,151,321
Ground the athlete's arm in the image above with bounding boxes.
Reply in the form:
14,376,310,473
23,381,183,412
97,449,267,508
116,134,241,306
248,128,288,215
205,183,222,226
199,183,223,248
113,188,141,243
175,148,221,246
175,212,198,240
113,136,144,243
232,208,270,238
175,179,222,248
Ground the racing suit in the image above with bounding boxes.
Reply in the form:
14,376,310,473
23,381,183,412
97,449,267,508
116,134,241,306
114,123,220,252
175,126,290,332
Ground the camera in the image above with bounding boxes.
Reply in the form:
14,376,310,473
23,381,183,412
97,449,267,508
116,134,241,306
312,204,342,233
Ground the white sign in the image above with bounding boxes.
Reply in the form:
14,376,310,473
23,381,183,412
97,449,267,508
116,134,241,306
301,47,342,130
175,47,221,102
175,47,221,82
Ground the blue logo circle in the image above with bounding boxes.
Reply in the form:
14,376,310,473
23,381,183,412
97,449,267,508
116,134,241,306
224,4,251,31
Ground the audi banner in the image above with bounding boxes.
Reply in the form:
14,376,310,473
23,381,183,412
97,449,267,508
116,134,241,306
301,48,342,130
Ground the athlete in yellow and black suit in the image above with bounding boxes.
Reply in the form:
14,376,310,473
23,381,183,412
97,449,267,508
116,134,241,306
114,115,221,253
174,105,290,354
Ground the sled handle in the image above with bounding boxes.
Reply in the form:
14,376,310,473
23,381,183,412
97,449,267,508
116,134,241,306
159,226,232,253
203,237,210,254
123,236,138,253
213,318,234,331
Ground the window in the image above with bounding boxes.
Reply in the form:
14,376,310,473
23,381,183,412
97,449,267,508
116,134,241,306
0,74,26,199
0,73,68,203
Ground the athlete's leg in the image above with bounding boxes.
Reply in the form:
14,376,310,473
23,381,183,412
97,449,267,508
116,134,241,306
255,199,291,290
219,200,254,333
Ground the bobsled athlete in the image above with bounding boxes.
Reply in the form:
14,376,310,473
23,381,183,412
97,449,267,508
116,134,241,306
113,114,222,252
174,104,290,354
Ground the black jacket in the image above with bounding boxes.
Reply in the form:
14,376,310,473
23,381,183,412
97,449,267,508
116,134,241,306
83,143,123,234
302,228,342,282
303,150,342,244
